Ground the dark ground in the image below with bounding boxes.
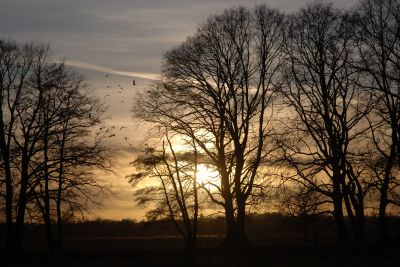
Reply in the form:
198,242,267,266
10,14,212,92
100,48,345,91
2,215,400,266
3,242,400,267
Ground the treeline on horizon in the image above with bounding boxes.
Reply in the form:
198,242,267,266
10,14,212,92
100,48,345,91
2,214,400,247
2,0,400,256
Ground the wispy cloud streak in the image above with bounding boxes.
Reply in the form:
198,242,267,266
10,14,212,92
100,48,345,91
66,59,160,80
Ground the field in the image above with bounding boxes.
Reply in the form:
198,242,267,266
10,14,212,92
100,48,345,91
2,215,400,266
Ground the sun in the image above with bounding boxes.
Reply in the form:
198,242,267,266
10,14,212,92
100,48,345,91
196,164,220,190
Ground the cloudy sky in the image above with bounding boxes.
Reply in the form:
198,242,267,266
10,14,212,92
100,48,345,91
1,0,359,220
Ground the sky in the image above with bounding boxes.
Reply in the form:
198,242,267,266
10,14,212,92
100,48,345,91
0,0,359,220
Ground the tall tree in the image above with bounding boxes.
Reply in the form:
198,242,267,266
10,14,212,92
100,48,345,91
134,5,284,248
0,40,34,251
279,2,372,244
355,0,400,241
0,39,111,252
30,62,110,252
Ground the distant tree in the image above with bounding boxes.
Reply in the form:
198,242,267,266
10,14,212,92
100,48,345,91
134,5,284,248
278,2,373,244
128,132,199,250
355,0,400,241
276,183,328,243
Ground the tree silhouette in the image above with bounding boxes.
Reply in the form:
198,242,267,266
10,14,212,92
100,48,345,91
0,39,111,253
355,0,400,241
278,2,373,244
128,132,199,250
134,5,284,248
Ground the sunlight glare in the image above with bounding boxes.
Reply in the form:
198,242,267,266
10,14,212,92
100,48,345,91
196,164,220,190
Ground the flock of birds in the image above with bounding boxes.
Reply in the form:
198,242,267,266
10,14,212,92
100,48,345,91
103,74,135,102
98,73,137,149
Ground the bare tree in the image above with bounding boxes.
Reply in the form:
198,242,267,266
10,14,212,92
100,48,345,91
0,39,111,252
30,63,110,252
133,5,284,248
355,0,400,241
279,2,373,244
276,183,328,243
128,132,199,250
0,39,34,251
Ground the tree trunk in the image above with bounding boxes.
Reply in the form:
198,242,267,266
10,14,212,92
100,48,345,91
378,140,396,241
0,107,14,252
378,189,389,241
355,208,368,244
221,200,251,249
14,149,30,250
332,181,350,244
56,168,63,251
0,142,13,251
14,189,27,250
43,124,55,252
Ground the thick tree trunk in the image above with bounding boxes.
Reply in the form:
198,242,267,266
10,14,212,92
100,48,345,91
378,189,389,241
14,151,30,250
355,209,368,244
221,201,251,249
378,141,397,241
14,192,27,250
343,190,357,242
0,109,14,251
333,205,349,244
332,183,350,244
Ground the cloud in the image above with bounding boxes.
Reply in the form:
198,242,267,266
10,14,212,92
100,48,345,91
66,59,160,80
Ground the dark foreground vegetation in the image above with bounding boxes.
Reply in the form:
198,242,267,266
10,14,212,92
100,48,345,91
1,215,400,266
